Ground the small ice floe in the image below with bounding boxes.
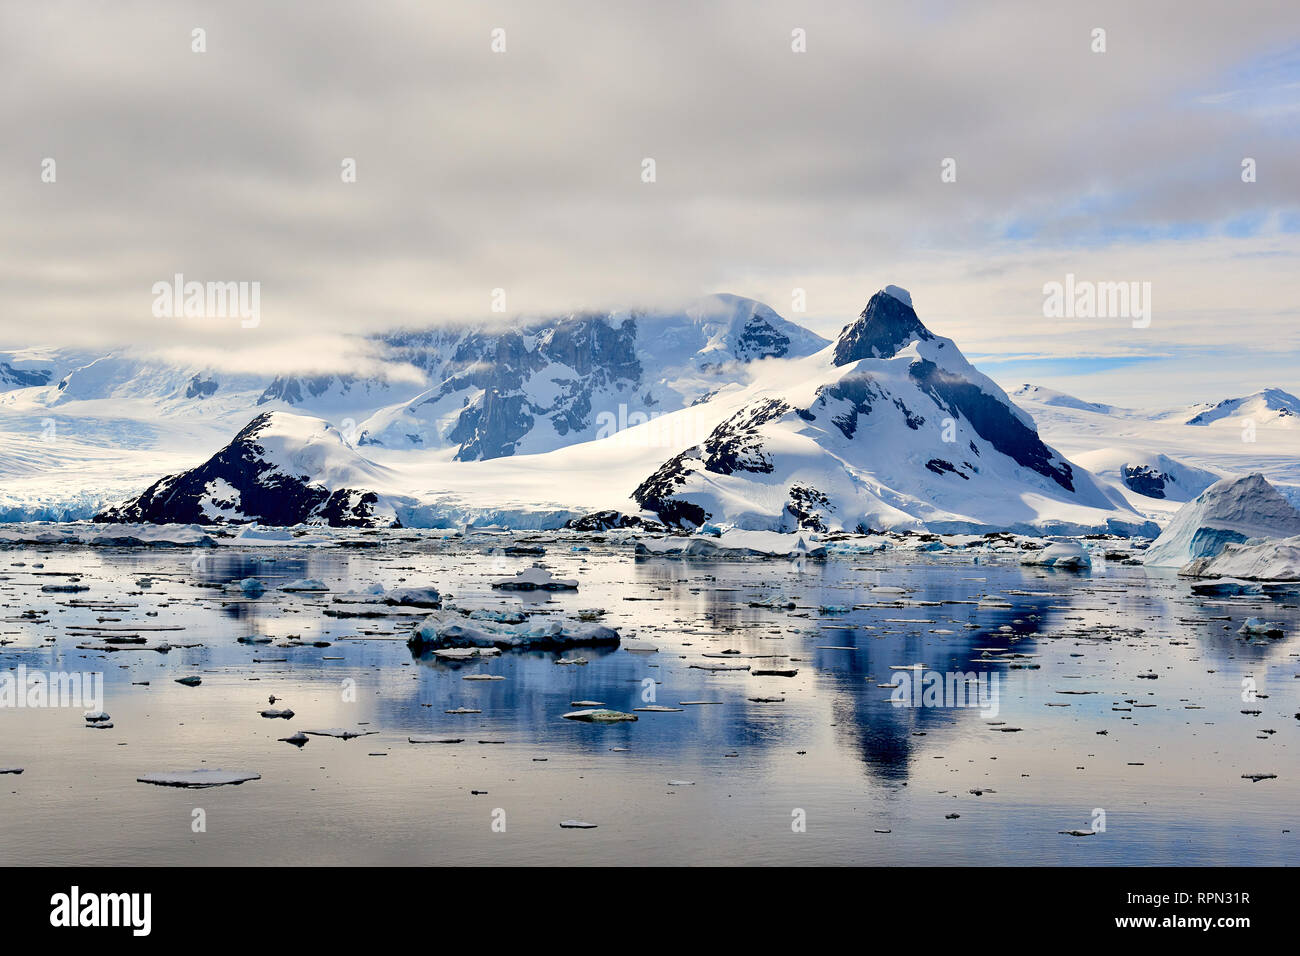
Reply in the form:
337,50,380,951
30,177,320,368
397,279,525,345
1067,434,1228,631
0,767,23,775
83,710,111,723
559,820,597,829
410,610,618,652
562,709,638,723
279,732,309,747
554,657,588,666
409,736,465,744
690,662,750,672
1242,773,1277,782
819,605,852,614
1059,829,1095,837
445,707,481,715
137,770,261,788
1020,541,1092,570
1238,618,1284,638
752,667,798,677
635,530,827,559
260,708,294,719
462,674,505,681
238,634,273,644
86,721,114,729
41,583,90,593
175,676,202,687
432,647,501,660
303,727,375,739
748,696,785,703
491,565,578,591
622,640,658,653
570,700,604,707
238,578,266,597
384,586,442,608
667,780,695,786
634,705,683,713
280,578,329,592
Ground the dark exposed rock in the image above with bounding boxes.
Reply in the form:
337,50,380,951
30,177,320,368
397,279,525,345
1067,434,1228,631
832,290,934,365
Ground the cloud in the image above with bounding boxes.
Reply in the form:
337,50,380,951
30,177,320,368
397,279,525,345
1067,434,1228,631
2,0,1297,402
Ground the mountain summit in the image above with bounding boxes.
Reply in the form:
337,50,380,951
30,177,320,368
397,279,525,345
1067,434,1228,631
632,288,1151,534
832,286,934,364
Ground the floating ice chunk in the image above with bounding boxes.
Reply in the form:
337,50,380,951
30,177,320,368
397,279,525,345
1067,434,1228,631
408,736,465,744
260,708,295,719
559,820,597,828
137,769,261,788
1020,542,1092,569
622,640,658,653
384,586,442,608
0,767,23,775
238,578,266,596
431,647,501,660
562,709,638,723
635,705,683,712
491,565,578,591
175,676,202,687
636,530,827,559
83,710,111,722
280,578,329,592
238,634,273,644
410,610,618,652
303,727,375,739
1181,534,1300,581
667,780,695,786
1239,618,1284,637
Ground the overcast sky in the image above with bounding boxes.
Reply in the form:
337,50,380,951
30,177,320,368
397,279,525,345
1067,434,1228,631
3,0,1298,404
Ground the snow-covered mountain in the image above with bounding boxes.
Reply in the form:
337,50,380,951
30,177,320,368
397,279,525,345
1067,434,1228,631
629,288,1154,534
96,412,403,527
1184,388,1300,427
352,295,828,458
8,287,1300,532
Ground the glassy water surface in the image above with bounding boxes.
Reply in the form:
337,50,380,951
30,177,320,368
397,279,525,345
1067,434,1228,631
1,533,1296,865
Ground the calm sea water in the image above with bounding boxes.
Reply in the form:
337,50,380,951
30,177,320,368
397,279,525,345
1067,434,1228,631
1,534,1296,865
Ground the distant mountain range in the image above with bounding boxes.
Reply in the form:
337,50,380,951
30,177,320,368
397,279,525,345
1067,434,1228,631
3,288,1297,530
